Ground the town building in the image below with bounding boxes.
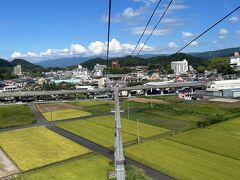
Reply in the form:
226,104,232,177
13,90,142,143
171,59,188,74
94,64,107,72
94,64,107,78
230,52,240,70
195,79,240,98
112,61,120,69
207,79,240,90
13,65,22,76
72,65,89,79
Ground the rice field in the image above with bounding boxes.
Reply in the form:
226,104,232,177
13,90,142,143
16,154,112,180
58,116,169,147
42,109,91,121
168,117,240,160
0,104,35,128
0,127,90,171
125,138,240,180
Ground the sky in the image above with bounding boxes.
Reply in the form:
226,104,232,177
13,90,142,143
0,0,240,62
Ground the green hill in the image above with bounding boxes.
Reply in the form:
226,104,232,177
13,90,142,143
0,58,45,79
0,58,12,67
190,47,240,59
81,53,205,70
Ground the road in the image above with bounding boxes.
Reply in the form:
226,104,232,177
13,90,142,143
0,82,204,98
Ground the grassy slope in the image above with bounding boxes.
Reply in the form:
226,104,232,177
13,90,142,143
0,104,36,128
16,154,112,180
42,109,91,121
125,139,240,180
168,117,240,160
0,127,89,171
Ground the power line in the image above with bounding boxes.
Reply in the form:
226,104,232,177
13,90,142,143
131,0,163,56
176,4,240,53
136,0,174,56
106,0,112,99
106,0,112,72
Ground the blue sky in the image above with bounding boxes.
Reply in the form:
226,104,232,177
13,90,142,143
0,0,239,62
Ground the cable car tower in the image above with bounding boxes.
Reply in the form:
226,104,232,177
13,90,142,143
114,87,125,180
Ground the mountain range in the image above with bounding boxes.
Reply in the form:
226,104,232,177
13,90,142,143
0,46,238,75
34,47,239,68
35,57,95,68
190,47,240,59
0,58,44,79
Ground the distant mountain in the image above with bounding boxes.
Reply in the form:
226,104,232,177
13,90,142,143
11,59,44,70
81,53,204,70
190,47,240,59
0,58,45,79
138,54,166,59
0,58,12,67
80,58,107,70
36,56,101,68
35,47,239,68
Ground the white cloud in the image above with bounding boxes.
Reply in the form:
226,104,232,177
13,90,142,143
182,31,194,38
229,16,239,23
168,42,178,48
11,52,38,59
212,40,218,44
70,44,87,55
130,27,171,35
123,7,141,18
101,15,121,23
162,18,184,26
219,28,229,35
88,38,153,55
133,0,158,6
10,39,158,61
190,41,199,46
167,0,189,12
236,30,240,35
219,35,226,39
11,52,25,59
88,41,106,55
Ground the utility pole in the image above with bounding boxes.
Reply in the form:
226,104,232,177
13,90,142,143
106,0,112,100
137,119,140,144
114,87,125,180
151,88,153,108
127,103,129,120
50,104,53,121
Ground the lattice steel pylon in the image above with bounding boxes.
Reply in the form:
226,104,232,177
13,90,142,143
114,87,125,180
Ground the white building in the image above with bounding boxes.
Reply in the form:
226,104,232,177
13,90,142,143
1,85,19,92
230,52,240,70
13,65,22,76
207,79,240,90
98,78,106,89
94,64,107,72
94,64,107,77
171,59,188,74
73,65,89,79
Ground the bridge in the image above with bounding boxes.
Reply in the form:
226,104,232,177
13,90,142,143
0,81,205,99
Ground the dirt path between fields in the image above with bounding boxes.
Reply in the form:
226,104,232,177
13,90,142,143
0,149,19,178
127,97,169,104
